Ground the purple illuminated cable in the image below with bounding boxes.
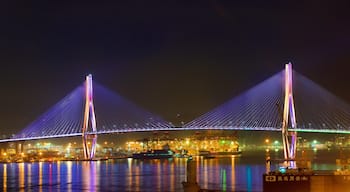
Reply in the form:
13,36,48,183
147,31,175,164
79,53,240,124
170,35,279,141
9,75,171,143
184,64,350,133
6,63,350,144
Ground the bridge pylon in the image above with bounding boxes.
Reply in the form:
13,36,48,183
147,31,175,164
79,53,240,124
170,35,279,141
282,62,297,168
82,74,97,160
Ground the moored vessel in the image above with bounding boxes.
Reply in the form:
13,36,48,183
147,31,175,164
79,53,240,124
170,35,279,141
132,149,173,159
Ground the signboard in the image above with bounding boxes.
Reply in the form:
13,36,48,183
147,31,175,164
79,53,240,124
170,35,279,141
263,174,310,192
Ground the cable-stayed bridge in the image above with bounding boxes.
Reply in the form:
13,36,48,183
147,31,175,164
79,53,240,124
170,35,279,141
185,69,350,134
1,63,350,159
3,77,173,142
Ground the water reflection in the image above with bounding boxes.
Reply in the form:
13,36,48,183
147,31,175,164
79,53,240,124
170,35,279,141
156,160,161,191
66,161,72,192
3,164,7,192
56,161,60,191
27,163,31,188
221,168,226,191
135,163,140,191
170,161,175,191
39,162,42,192
1,156,258,191
0,149,343,191
49,164,52,186
82,161,97,191
18,163,24,192
231,157,236,191
246,166,252,192
127,158,132,191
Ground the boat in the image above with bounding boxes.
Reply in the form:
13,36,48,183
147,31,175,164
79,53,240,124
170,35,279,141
203,154,216,159
199,150,242,158
132,149,173,159
198,150,211,156
208,150,242,156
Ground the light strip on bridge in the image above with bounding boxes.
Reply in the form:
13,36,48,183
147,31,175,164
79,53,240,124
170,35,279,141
294,128,350,134
0,133,82,143
2,126,350,143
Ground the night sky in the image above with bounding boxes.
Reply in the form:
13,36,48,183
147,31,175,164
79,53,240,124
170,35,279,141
1,1,350,135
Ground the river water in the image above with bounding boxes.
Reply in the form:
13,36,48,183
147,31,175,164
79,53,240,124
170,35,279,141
0,149,342,192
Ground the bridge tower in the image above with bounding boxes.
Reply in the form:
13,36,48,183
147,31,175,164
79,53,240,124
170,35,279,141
282,63,297,168
82,74,97,160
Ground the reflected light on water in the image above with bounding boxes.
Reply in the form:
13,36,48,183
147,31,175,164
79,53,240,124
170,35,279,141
170,161,175,192
18,163,24,192
213,159,220,185
231,157,236,191
82,161,97,191
66,161,72,192
157,160,161,191
96,161,100,189
82,162,90,190
203,158,208,189
91,162,96,190
56,161,60,190
39,162,42,192
127,158,132,191
246,166,252,192
221,168,227,191
0,153,266,191
135,162,140,192
27,163,31,189
3,164,7,192
49,164,52,186
1,150,341,191
179,158,186,182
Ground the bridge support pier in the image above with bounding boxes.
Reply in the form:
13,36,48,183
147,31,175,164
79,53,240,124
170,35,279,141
82,74,97,160
282,63,297,168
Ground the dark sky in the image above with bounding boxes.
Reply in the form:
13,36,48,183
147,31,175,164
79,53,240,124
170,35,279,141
1,1,350,135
